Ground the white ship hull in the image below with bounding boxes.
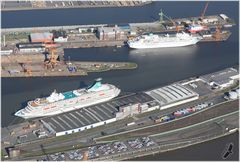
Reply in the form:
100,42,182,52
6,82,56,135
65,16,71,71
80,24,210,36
15,79,121,119
128,39,200,49
127,32,202,49
20,93,118,119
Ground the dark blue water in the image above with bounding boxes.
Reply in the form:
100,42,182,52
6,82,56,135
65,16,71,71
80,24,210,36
1,1,238,28
1,2,239,160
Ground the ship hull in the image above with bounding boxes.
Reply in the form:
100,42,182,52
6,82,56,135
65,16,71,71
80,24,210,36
19,93,119,119
15,84,121,119
128,39,200,49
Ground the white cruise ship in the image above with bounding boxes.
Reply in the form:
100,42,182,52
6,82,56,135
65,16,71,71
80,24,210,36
15,78,121,119
127,32,202,49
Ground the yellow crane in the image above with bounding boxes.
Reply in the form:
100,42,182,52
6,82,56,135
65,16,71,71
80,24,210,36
44,47,59,69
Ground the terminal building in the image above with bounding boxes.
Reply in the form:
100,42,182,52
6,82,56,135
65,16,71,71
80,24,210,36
40,82,200,137
41,93,156,136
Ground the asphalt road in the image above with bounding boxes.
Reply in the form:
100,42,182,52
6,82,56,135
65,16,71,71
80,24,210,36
95,99,239,142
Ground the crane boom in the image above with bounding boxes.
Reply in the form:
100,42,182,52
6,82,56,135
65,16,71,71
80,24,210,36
201,2,209,19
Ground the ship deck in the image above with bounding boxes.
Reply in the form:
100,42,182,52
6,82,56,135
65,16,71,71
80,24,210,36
40,92,154,133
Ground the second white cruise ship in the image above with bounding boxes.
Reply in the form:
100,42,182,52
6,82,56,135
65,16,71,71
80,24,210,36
127,32,202,49
15,78,121,119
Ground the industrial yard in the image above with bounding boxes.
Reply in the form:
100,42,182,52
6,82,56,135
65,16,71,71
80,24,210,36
1,11,236,78
1,53,137,77
1,1,150,11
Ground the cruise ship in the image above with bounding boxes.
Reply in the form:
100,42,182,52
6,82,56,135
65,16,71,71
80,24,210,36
127,32,202,49
15,78,121,119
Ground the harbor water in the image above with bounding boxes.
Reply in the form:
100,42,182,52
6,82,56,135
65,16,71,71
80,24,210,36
1,1,239,160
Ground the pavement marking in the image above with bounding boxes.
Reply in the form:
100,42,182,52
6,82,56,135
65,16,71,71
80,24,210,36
110,101,119,107
106,103,118,111
57,116,73,129
69,113,85,126
94,100,238,141
51,117,66,130
48,121,57,129
149,110,239,137
84,109,99,122
87,108,104,121
95,105,112,118
75,111,91,124
63,114,79,127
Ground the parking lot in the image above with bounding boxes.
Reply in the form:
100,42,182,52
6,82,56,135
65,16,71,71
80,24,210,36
184,80,213,96
41,93,154,136
37,136,157,161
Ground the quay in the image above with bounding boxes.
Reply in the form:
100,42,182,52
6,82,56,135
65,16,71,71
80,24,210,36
1,1,152,11
1,13,235,52
1,66,239,160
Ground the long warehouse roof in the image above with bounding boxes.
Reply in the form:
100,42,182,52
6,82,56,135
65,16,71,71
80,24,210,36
145,83,198,106
41,92,154,133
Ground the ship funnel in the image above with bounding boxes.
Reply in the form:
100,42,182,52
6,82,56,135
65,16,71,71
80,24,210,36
87,78,103,91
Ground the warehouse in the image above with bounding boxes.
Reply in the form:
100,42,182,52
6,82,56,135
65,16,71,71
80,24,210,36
145,83,199,110
30,32,53,43
200,68,239,89
18,46,45,53
41,93,155,136
96,25,125,40
52,30,68,42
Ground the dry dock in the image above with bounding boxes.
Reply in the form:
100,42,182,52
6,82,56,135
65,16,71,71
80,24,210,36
1,54,137,78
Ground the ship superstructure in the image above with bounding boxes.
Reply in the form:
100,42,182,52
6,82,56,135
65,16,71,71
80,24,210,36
15,78,121,119
127,32,202,49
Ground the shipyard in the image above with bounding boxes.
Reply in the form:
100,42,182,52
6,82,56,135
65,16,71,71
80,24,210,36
1,1,239,161
1,11,235,78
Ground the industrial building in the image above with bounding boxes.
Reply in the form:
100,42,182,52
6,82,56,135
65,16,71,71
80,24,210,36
30,32,53,43
52,30,68,42
200,68,239,89
97,25,125,40
145,84,199,110
0,50,13,55
18,46,45,53
41,93,155,136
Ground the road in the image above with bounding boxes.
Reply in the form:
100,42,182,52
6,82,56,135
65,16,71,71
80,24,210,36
9,97,238,160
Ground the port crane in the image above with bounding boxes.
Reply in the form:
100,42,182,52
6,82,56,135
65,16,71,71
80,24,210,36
21,58,32,76
213,25,222,41
201,1,209,20
159,9,181,32
44,47,59,69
